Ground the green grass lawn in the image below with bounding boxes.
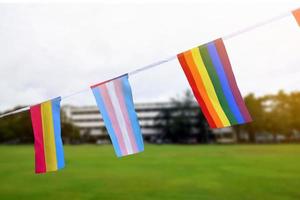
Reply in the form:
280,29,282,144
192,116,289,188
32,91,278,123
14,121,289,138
0,144,300,200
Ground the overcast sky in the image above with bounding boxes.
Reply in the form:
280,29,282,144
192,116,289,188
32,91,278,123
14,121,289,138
1,0,300,111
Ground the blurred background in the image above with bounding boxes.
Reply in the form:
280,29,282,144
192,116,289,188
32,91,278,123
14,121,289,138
0,1,300,199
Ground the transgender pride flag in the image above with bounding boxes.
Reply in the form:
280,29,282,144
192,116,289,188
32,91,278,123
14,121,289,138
91,74,144,157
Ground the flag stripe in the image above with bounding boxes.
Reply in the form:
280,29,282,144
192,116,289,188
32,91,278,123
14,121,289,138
120,77,144,151
106,82,134,155
92,88,123,157
100,85,128,156
51,98,64,169
199,45,237,125
30,105,46,173
177,53,217,128
207,42,245,124
292,8,300,26
190,48,230,127
215,39,252,122
114,79,139,153
41,101,58,171
183,50,226,127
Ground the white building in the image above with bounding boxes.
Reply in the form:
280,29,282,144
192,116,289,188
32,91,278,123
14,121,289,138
62,102,235,143
63,102,173,138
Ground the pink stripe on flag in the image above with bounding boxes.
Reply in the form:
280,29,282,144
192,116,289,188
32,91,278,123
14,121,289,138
98,85,128,155
114,79,139,153
30,105,46,173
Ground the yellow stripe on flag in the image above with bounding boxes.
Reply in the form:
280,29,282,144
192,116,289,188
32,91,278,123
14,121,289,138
191,47,230,127
41,101,58,172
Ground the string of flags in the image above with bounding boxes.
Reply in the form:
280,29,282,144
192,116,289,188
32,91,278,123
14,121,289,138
0,7,300,174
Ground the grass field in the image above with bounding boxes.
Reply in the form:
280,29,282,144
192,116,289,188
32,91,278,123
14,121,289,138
0,145,300,200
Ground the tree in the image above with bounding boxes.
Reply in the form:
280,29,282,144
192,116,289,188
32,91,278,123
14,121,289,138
263,91,291,142
194,108,211,143
239,94,265,143
154,90,211,143
235,91,300,143
289,92,300,135
0,106,33,143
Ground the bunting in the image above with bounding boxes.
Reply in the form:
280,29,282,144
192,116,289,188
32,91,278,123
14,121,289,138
177,38,252,128
91,74,144,157
2,7,300,173
30,97,65,174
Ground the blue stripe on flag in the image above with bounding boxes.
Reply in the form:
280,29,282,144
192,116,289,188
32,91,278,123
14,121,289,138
121,75,144,152
92,87,122,157
207,43,245,124
51,97,65,169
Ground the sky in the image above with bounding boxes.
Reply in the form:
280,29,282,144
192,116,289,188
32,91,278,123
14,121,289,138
0,0,300,112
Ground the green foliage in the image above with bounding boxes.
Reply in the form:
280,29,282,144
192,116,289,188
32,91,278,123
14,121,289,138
237,91,300,142
289,92,300,131
240,94,265,142
0,107,33,143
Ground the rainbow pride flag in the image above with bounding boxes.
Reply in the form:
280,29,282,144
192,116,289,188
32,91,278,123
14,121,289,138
91,74,144,157
30,97,65,173
293,8,300,26
177,38,252,128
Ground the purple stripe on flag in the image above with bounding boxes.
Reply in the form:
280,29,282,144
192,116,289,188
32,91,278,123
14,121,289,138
214,39,252,122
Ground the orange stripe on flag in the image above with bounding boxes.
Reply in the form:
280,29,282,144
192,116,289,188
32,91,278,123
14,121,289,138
292,8,300,26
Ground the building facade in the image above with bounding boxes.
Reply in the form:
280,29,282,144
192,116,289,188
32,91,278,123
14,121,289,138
63,103,172,138
63,102,235,143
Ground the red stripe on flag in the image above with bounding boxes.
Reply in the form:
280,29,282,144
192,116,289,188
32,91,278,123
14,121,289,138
30,105,46,174
177,53,217,128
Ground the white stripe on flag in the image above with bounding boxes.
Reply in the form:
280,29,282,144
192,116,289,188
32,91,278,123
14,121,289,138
106,82,133,155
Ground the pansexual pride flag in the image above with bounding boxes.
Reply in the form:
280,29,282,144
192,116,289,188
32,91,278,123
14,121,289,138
30,97,65,173
177,38,252,128
91,74,144,157
293,8,300,26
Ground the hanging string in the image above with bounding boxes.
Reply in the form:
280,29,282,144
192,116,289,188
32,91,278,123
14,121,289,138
223,11,291,40
0,106,30,119
0,8,296,119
